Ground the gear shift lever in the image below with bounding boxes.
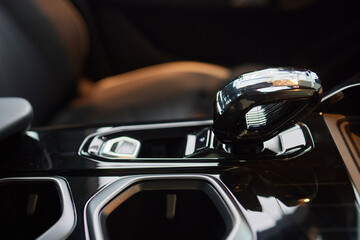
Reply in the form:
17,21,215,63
213,68,322,144
81,68,322,161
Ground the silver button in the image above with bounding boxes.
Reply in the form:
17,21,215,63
88,137,104,155
100,137,141,158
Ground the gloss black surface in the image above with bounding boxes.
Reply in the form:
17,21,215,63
0,181,62,239
0,114,358,239
106,189,226,240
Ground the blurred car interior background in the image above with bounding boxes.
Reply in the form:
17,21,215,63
0,0,359,126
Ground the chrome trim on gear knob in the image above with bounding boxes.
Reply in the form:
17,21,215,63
213,68,322,143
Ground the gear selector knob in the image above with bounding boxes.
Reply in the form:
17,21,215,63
213,68,322,144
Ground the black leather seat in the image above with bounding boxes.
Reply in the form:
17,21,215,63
0,0,255,126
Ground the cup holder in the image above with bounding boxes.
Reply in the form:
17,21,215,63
85,175,253,240
0,177,76,240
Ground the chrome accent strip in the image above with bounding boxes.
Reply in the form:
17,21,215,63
324,114,360,197
352,184,360,208
322,83,360,102
321,72,360,103
84,174,255,240
91,160,221,168
216,68,321,115
0,177,77,240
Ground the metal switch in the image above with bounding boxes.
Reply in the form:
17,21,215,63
101,137,141,158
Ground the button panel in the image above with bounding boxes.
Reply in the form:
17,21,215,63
87,136,141,159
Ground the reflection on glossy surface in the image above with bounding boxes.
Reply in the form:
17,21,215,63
221,165,358,239
220,145,358,240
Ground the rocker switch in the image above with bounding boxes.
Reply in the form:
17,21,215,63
101,137,141,158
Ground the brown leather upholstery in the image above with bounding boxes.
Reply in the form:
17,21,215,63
33,0,89,76
29,0,234,125
53,62,231,125
1,0,250,126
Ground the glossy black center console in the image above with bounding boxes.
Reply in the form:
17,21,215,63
85,175,252,240
0,177,76,240
0,113,359,239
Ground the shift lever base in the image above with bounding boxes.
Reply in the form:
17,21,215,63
184,122,314,160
